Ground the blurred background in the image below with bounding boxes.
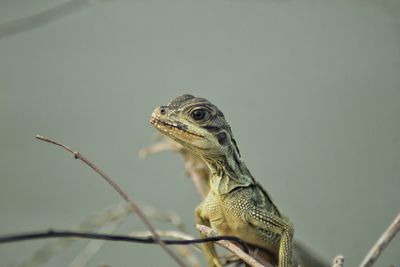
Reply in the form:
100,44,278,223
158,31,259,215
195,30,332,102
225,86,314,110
0,0,399,266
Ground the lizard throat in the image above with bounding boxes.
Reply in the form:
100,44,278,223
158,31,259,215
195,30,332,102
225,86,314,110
202,153,254,195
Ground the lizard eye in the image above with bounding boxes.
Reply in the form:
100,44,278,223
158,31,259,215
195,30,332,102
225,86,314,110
191,109,209,121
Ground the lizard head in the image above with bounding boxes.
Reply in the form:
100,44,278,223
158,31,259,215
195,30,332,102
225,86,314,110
150,94,240,157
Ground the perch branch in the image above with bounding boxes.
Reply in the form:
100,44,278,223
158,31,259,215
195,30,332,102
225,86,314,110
35,135,187,267
359,212,400,267
0,229,251,246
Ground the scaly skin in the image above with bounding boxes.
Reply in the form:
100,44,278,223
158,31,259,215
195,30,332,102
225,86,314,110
151,94,294,267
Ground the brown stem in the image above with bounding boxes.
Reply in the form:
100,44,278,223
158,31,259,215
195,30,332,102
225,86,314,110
359,212,400,267
35,135,187,267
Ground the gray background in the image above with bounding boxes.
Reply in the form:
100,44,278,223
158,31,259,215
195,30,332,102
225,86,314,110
0,0,399,266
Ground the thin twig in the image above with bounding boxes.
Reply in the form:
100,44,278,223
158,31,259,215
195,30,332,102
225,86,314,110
196,224,269,267
0,229,250,246
129,230,200,250
359,212,400,267
35,135,187,267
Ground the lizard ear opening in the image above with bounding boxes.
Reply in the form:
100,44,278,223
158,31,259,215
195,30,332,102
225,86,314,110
217,132,229,146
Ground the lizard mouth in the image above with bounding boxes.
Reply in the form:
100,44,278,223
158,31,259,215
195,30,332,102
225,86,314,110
150,116,204,139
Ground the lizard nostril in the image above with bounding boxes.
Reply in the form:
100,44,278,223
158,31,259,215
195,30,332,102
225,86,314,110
159,106,166,115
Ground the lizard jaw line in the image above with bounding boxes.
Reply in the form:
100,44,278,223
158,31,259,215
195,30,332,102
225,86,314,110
150,116,205,138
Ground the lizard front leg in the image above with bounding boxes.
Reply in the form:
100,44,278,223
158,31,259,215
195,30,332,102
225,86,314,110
195,204,223,267
245,207,294,267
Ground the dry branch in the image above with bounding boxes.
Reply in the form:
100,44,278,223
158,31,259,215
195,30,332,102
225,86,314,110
0,230,255,247
359,212,400,267
35,135,187,267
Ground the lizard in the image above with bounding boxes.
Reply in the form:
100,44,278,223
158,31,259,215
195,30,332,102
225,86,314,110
150,94,294,267
140,137,329,267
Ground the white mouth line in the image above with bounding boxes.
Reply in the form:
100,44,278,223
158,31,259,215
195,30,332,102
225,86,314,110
151,117,204,138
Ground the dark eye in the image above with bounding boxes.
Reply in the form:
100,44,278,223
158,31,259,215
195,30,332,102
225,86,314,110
191,109,209,121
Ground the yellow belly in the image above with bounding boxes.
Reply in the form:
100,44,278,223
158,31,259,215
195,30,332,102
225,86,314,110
204,191,279,254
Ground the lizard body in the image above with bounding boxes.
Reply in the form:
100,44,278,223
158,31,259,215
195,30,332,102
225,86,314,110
151,94,294,267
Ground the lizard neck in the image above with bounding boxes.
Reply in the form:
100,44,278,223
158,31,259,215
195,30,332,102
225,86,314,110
201,146,255,195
